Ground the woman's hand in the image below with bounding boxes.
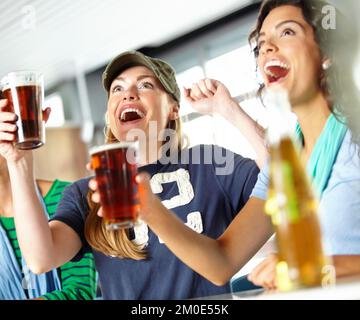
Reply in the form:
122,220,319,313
247,254,278,290
184,79,234,116
333,255,360,278
87,161,104,217
0,98,51,163
184,79,268,169
0,98,23,162
135,172,163,222
88,169,161,222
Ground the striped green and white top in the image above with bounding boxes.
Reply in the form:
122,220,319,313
0,180,97,300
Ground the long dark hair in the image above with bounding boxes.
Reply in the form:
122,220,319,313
249,0,360,147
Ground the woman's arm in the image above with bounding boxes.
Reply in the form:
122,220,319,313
135,173,273,285
184,79,268,168
247,255,360,291
333,255,360,278
0,99,81,274
8,157,82,274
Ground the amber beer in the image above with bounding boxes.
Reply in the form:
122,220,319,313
265,138,329,291
264,89,333,291
1,72,45,150
90,142,140,230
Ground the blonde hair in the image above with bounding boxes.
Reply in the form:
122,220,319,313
84,109,183,259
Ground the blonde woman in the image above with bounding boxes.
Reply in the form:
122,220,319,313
1,51,260,299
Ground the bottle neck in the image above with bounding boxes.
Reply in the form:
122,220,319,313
263,89,295,147
266,123,293,147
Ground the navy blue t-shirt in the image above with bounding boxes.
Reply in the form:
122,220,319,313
51,145,259,299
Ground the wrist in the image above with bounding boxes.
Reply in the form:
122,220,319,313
7,152,34,174
140,196,168,226
216,98,243,118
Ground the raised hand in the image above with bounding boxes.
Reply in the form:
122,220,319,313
0,98,51,163
183,79,233,116
0,99,52,163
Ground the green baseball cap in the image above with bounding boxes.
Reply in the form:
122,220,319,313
102,50,181,102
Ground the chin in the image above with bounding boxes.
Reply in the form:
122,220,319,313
119,131,140,142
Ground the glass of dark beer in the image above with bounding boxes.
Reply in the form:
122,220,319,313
90,142,140,230
0,71,45,150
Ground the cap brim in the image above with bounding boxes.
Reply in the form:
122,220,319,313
102,52,154,92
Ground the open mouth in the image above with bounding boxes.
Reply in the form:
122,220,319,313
120,107,146,123
264,60,290,84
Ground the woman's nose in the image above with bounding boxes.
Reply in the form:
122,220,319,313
122,87,139,101
260,40,278,55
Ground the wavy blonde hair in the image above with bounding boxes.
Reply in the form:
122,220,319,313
84,112,183,259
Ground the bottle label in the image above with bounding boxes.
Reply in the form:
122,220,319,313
281,162,301,223
266,162,301,225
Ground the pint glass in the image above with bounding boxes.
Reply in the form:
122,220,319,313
1,71,45,150
90,142,140,230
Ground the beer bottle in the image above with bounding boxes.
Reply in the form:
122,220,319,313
263,89,334,291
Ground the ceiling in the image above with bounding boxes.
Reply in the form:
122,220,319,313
0,0,252,89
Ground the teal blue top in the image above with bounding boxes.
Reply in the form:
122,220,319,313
296,113,347,196
251,117,360,255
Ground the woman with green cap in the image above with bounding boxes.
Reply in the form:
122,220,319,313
0,50,260,299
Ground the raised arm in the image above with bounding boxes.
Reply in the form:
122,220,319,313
135,173,274,285
0,99,81,274
184,79,268,168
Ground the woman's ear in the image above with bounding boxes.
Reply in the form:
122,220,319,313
169,103,180,120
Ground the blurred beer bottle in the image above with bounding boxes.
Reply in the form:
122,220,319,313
263,89,334,291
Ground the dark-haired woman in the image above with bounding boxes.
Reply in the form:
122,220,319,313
128,0,360,288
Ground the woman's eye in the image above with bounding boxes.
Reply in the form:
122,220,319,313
139,81,154,89
281,28,295,37
257,41,265,50
112,85,123,93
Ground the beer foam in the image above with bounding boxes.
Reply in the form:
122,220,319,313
89,141,139,156
1,83,40,91
1,71,42,91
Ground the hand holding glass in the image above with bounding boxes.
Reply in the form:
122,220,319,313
90,142,140,230
1,71,45,150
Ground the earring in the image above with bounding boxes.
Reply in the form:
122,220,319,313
322,61,331,71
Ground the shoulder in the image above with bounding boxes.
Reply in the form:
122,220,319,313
182,144,251,163
53,177,93,217
332,130,360,177
66,177,92,194
50,177,92,203
324,131,360,199
186,144,234,154
184,144,258,176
